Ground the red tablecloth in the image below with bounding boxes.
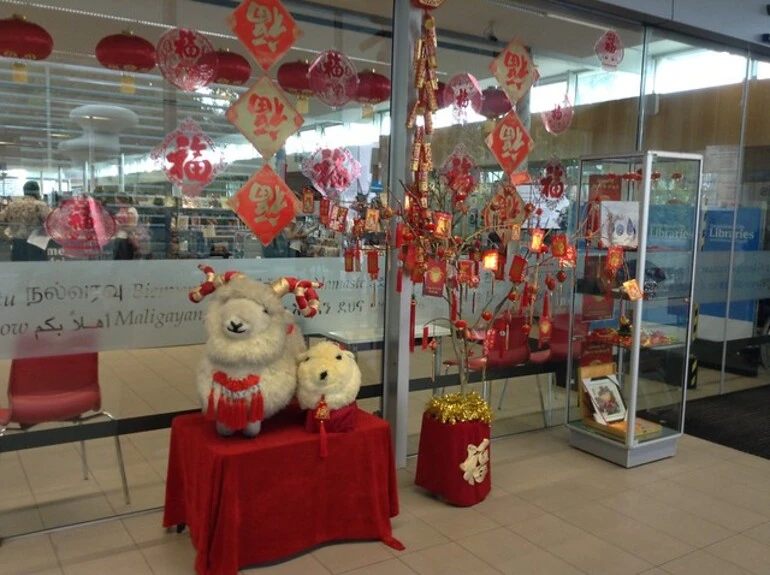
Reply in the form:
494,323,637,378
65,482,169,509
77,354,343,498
163,406,402,575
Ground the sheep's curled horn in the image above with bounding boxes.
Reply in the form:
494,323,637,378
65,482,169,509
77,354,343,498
188,264,324,318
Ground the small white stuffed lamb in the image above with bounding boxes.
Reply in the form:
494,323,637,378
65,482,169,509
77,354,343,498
297,341,361,436
190,265,321,437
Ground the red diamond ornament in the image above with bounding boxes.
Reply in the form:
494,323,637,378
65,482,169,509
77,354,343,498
226,75,304,159
229,165,300,245
485,111,534,176
226,0,302,72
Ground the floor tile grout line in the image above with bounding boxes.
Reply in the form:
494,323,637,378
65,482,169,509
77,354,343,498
700,536,766,574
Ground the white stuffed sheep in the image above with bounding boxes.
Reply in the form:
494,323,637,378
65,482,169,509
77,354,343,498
190,265,321,437
297,341,361,434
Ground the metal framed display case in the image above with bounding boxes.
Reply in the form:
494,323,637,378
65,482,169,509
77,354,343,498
566,151,703,468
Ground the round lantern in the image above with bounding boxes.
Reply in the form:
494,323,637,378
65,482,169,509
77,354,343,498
277,60,312,114
355,70,390,118
95,31,156,95
472,86,512,131
0,14,53,84
208,49,250,85
435,81,449,110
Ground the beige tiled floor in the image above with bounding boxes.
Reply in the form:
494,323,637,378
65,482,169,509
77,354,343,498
5,427,770,575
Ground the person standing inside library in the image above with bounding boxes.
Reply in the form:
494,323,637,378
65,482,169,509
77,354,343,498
0,181,50,261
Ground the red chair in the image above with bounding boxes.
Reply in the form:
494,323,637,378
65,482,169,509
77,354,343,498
550,313,588,361
0,353,130,504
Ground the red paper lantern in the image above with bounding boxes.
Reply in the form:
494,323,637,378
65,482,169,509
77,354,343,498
95,31,156,94
355,69,391,118
472,87,512,120
435,81,449,109
0,14,53,83
209,49,251,86
277,60,313,114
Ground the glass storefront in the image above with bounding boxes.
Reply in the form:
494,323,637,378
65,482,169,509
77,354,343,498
1,0,769,541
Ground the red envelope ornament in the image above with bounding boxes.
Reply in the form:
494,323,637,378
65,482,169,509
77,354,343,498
226,75,304,159
308,50,359,108
541,96,574,135
151,118,225,197
226,0,302,72
423,259,447,297
486,111,534,176
443,73,481,123
490,39,537,106
551,234,568,258
319,197,331,226
595,30,624,71
301,147,362,199
156,28,216,92
482,184,524,243
229,165,300,245
301,188,315,213
508,255,527,283
328,204,349,232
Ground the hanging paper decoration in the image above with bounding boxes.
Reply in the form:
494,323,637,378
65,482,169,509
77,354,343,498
308,50,359,108
156,28,217,92
541,96,574,135
551,234,568,258
365,208,380,232
595,30,624,71
150,117,226,197
319,197,331,226
344,248,355,272
539,291,552,348
481,250,499,272
95,31,156,94
540,158,566,199
490,39,537,106
407,10,439,137
301,147,362,199
432,212,453,239
422,259,446,297
482,184,524,243
508,255,527,283
606,246,624,275
440,143,479,203
486,111,534,176
229,165,300,245
443,73,481,123
530,229,545,252
301,187,315,213
225,75,304,159
367,250,380,280
328,204,349,232
277,60,313,114
226,0,302,72
45,197,116,258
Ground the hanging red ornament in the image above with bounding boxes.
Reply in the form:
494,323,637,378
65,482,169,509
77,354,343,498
595,30,624,71
328,204,349,232
530,229,545,252
301,147,362,200
541,96,574,135
344,248,355,273
0,14,53,83
319,197,331,226
482,249,499,272
277,60,313,114
508,255,527,283
409,296,417,353
486,111,534,176
367,250,380,280
471,86,512,131
151,117,226,197
423,259,446,297
550,234,568,258
490,39,537,106
308,50,359,108
556,270,568,283
355,69,391,118
207,48,251,85
443,72,481,123
45,197,116,259
538,292,552,348
440,143,480,201
156,28,217,91
95,31,156,94
540,158,566,199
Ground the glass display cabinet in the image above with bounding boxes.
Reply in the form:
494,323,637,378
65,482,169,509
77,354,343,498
566,151,703,467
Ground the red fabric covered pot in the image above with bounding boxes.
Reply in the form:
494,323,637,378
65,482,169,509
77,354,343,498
415,412,491,507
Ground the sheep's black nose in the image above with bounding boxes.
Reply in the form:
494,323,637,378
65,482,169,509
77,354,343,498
228,321,244,333
320,371,328,380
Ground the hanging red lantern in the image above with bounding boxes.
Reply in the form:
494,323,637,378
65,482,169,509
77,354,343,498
0,14,53,84
277,59,313,114
95,31,156,95
209,49,251,85
435,81,449,109
355,69,391,119
472,86,512,132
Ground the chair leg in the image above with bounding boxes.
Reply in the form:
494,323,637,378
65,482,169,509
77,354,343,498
497,379,509,410
102,412,130,506
75,420,88,480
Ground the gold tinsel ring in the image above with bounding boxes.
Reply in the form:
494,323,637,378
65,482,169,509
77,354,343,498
425,391,492,425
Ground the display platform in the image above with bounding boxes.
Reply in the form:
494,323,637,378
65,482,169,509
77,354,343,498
163,406,403,575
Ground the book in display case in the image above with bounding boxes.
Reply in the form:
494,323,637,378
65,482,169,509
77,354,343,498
566,151,703,468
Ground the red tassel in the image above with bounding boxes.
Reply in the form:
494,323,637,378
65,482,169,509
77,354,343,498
409,297,416,353
206,390,216,420
451,291,458,321
319,420,328,458
396,267,403,293
422,325,429,350
253,391,264,422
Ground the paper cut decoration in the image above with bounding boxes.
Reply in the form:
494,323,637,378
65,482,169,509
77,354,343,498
540,158,566,199
301,147,362,199
485,111,534,176
308,50,359,108
228,165,300,245
156,28,216,91
595,30,624,71
490,39,537,106
226,75,304,159
440,143,479,201
443,73,481,123
45,197,116,258
541,96,574,135
226,0,302,72
150,118,225,197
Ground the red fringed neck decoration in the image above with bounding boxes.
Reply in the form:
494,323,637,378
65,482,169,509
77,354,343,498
314,397,330,458
207,372,263,431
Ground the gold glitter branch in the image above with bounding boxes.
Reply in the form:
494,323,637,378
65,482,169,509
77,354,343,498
425,391,492,425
